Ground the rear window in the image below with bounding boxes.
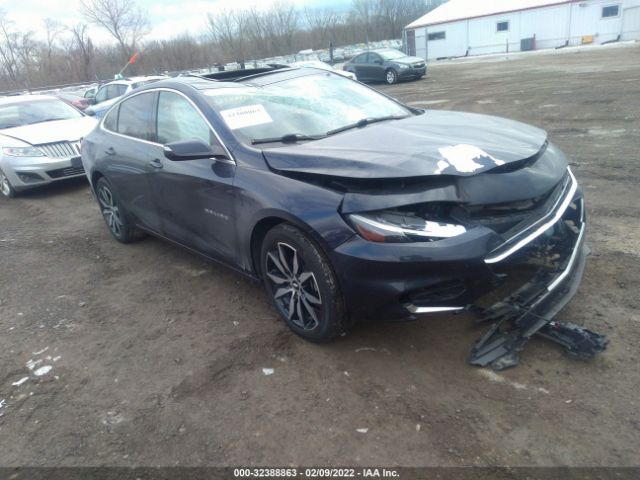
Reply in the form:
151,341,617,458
103,105,118,131
116,92,156,141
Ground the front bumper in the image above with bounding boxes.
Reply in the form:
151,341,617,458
0,155,85,191
398,66,426,78
330,170,585,323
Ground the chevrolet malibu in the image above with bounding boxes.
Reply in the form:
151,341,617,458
0,95,97,197
81,68,589,362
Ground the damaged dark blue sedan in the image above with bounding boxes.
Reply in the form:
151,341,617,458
81,67,606,369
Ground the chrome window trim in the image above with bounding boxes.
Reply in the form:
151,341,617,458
484,168,578,264
99,87,235,164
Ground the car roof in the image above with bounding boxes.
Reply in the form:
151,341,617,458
123,67,342,101
0,94,58,106
104,75,167,86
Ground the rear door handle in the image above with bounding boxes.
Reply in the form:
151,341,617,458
105,147,116,155
149,158,163,169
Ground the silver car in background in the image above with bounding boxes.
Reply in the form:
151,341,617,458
0,95,97,197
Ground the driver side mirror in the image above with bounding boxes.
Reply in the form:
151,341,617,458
163,139,229,161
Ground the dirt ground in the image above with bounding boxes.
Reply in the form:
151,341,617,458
1,43,639,468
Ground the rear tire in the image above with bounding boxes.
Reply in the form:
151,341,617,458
261,223,350,342
0,168,16,198
385,69,398,85
95,177,146,243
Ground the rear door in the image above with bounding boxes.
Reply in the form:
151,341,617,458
100,91,164,232
150,90,237,263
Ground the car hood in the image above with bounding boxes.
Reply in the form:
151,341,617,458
262,110,547,179
394,55,424,65
1,116,98,145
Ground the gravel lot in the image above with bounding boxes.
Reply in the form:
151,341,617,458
1,43,639,468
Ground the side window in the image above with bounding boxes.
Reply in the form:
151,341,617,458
103,105,119,131
156,92,212,145
94,86,108,103
602,5,619,17
114,84,128,97
370,53,382,64
107,84,126,99
497,21,509,32
353,54,366,64
428,31,446,41
116,92,156,141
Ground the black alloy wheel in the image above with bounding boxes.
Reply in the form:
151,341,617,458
96,177,145,243
261,223,349,342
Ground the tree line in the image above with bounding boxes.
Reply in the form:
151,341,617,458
0,0,442,92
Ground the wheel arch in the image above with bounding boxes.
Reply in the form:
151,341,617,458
248,211,335,278
90,169,105,191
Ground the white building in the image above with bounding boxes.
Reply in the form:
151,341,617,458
404,0,640,60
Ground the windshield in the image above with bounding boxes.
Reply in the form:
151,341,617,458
378,49,407,60
0,99,83,130
204,73,410,144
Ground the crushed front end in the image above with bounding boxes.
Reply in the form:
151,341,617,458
470,169,606,369
330,159,607,368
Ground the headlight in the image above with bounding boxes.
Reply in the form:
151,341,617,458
347,210,466,243
398,64,409,69
2,146,44,157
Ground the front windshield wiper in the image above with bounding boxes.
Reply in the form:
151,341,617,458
251,133,327,145
326,114,408,136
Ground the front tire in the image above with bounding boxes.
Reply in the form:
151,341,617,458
95,177,145,243
385,69,398,85
0,168,16,198
261,223,349,342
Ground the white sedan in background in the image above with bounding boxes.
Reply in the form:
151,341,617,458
288,60,357,80
0,95,97,197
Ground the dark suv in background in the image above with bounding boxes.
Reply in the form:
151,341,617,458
343,48,426,84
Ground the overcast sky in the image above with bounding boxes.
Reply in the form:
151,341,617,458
0,0,346,44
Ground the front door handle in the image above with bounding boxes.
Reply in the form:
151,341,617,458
105,146,116,155
149,158,163,169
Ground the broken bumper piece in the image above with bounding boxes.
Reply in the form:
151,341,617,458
469,220,608,370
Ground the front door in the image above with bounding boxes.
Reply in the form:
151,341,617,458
150,90,237,263
365,52,386,81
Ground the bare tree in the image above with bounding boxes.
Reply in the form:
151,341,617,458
69,23,95,81
1,0,430,91
304,7,340,49
0,13,20,86
40,19,64,78
270,1,299,55
80,0,148,60
207,9,248,64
